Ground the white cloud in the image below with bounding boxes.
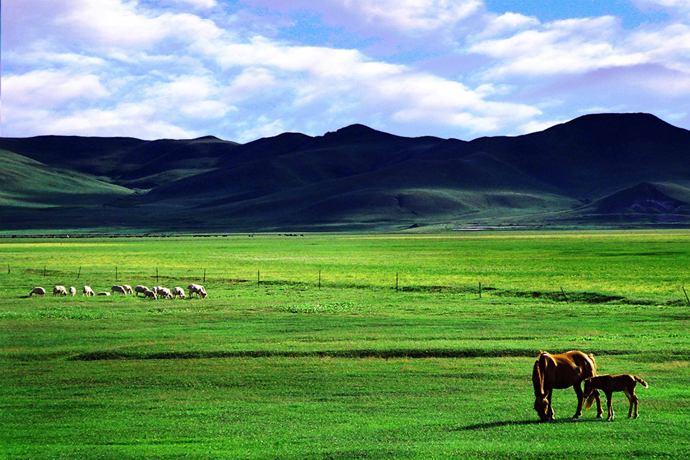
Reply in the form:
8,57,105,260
224,68,279,101
236,117,286,143
54,0,222,48
338,0,483,32
2,70,110,107
17,103,198,139
469,17,650,77
144,75,235,120
477,12,540,38
198,35,540,133
517,119,566,135
172,0,218,9
239,0,483,34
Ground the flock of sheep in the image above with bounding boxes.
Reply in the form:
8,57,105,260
28,283,208,300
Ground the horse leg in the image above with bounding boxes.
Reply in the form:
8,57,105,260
605,391,614,421
546,389,555,421
573,382,584,419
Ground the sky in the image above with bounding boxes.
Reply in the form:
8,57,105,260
2,0,690,142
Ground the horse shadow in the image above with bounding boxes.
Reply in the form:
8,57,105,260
454,418,600,431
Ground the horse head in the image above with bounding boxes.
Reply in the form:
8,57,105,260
534,395,550,421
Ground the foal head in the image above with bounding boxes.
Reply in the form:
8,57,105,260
582,377,601,410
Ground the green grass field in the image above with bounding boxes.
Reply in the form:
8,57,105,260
1,231,689,459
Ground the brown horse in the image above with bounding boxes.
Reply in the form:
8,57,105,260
532,350,603,421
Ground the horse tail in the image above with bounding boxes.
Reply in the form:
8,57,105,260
584,381,596,410
634,376,649,388
583,353,597,411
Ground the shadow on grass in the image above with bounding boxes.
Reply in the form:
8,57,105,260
455,418,601,431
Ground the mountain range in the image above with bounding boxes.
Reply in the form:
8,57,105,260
1,112,690,233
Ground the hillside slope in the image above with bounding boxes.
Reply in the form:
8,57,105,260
0,149,133,207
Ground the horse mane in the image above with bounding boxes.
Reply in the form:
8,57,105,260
587,353,597,374
535,352,551,397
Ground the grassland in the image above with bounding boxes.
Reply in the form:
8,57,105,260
1,231,689,459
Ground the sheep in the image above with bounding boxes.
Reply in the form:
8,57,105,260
29,287,46,297
134,285,149,297
143,289,157,300
122,284,133,295
83,286,95,296
69,286,77,297
53,285,67,296
111,285,127,295
188,283,207,298
172,287,186,299
97,292,111,296
157,287,172,299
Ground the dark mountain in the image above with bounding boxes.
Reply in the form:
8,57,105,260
1,112,689,232
0,135,239,189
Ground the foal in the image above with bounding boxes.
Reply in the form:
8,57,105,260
583,374,648,421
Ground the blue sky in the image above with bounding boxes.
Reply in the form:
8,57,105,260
2,0,690,142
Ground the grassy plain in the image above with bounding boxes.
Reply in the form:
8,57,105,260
1,231,689,459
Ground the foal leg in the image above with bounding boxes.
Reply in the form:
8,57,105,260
593,389,603,418
605,391,615,421
629,390,640,419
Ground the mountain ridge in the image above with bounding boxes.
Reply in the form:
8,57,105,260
1,112,689,232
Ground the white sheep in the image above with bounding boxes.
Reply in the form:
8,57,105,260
134,285,149,297
122,284,133,295
111,285,127,295
157,287,172,299
172,287,186,299
188,283,207,298
83,286,95,296
97,292,111,296
29,287,46,297
69,286,76,297
53,285,67,297
143,289,157,300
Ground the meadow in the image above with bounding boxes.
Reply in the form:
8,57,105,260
1,231,689,459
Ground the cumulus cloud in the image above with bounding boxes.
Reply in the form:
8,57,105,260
52,0,222,48
477,12,540,38
3,70,110,107
240,0,483,34
336,0,483,32
172,0,218,8
469,16,651,77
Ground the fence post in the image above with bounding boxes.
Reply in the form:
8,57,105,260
115,266,118,282
479,281,482,299
683,286,689,306
203,268,206,284
396,272,399,291
319,270,321,289
156,267,159,284
561,287,569,303
258,270,261,287
76,266,81,280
